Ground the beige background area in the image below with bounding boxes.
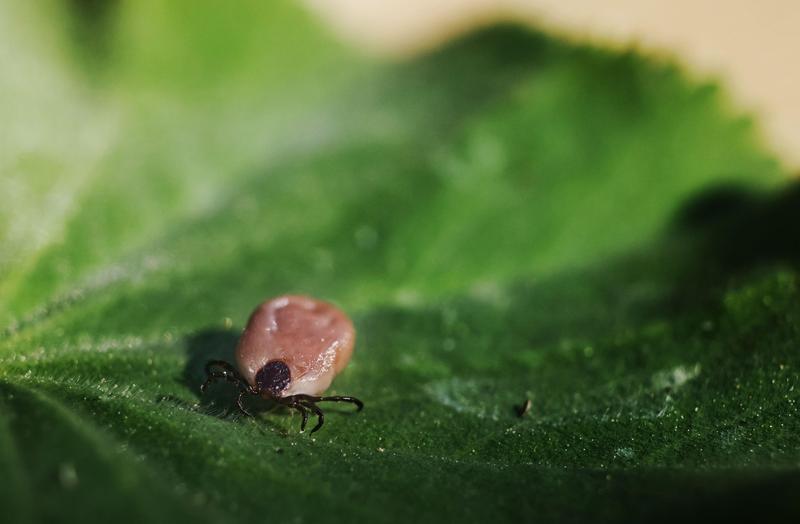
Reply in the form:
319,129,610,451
306,0,800,168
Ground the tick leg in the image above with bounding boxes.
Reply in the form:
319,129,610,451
236,390,255,417
300,401,325,434
296,403,309,432
319,396,364,411
276,398,311,432
204,360,239,378
201,360,254,394
204,360,247,383
201,371,239,393
291,394,364,411
278,394,362,434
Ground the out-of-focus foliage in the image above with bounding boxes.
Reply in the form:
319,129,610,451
1,1,799,522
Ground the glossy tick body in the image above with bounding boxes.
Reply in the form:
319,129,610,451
201,295,363,433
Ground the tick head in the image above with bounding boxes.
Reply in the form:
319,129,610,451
255,360,291,397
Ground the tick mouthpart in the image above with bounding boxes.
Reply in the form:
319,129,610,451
255,360,291,397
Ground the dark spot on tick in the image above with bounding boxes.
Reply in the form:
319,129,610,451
255,360,292,396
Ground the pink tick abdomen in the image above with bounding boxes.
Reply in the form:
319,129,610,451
235,295,356,396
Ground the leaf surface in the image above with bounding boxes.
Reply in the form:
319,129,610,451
1,2,799,523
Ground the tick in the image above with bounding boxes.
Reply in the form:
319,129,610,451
201,295,363,433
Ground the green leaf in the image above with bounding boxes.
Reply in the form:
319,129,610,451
2,2,799,523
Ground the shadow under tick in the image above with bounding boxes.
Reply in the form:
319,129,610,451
182,328,239,393
181,328,243,415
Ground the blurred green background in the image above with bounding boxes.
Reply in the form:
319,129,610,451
1,1,799,522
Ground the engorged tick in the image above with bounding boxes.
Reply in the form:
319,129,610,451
201,295,363,433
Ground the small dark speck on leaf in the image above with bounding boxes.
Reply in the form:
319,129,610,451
515,398,532,418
